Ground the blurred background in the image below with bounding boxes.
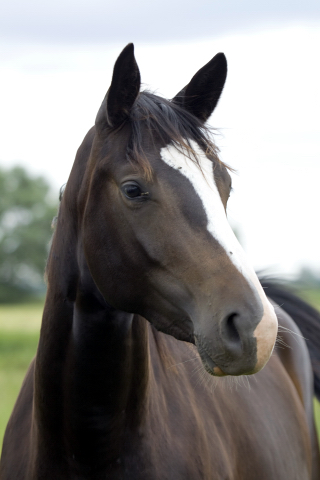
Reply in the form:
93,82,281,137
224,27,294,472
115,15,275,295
0,0,319,447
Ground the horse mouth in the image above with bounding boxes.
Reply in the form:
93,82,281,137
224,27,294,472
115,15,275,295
195,337,258,377
195,342,228,377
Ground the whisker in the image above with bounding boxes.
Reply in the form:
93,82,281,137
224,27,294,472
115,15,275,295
243,375,251,391
193,368,206,389
191,364,205,377
168,356,200,369
275,334,291,349
278,324,307,341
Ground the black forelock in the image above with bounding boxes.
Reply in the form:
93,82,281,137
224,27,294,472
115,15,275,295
125,91,227,179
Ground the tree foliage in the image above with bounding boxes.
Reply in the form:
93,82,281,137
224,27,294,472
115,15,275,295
0,166,58,303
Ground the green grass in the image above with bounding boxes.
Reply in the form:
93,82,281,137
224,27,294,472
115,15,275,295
0,302,42,450
299,288,320,311
0,297,320,454
315,399,320,429
298,288,320,438
0,331,40,445
0,302,43,331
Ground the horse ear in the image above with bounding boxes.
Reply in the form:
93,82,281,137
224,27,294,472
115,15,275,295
172,53,227,122
96,43,141,129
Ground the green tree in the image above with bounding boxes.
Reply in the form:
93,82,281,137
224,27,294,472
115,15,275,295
0,166,58,303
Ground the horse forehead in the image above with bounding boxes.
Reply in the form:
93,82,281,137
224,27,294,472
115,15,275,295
159,141,243,271
159,141,223,213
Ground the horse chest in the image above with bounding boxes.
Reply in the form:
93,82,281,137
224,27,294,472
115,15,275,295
112,356,311,480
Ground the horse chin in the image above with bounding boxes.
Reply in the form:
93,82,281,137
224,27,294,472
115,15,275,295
195,340,260,377
196,346,228,377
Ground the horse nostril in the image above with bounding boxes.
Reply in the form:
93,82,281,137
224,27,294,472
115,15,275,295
214,308,261,374
224,313,241,345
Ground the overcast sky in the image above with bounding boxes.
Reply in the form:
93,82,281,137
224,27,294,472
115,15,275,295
1,0,320,277
1,0,320,44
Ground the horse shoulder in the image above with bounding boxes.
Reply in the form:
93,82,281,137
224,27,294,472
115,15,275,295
270,300,320,480
142,325,315,480
271,301,314,413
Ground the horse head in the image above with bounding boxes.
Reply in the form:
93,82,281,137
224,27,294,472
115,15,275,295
80,43,278,377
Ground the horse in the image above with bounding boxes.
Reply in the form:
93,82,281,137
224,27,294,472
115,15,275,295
1,43,319,480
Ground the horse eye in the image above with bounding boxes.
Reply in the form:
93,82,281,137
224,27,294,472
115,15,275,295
124,184,141,198
122,183,150,200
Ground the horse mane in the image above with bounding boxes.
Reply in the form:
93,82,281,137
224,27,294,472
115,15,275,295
122,90,230,180
260,279,320,401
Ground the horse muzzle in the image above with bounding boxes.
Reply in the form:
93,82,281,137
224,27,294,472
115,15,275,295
194,298,278,376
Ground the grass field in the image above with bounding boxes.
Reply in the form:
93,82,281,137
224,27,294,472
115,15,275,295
0,303,42,449
298,288,320,311
0,296,320,453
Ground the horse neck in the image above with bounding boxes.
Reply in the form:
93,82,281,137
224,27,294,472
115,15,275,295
34,179,150,471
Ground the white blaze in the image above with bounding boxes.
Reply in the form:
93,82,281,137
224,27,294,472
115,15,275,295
160,141,278,370
160,141,245,274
